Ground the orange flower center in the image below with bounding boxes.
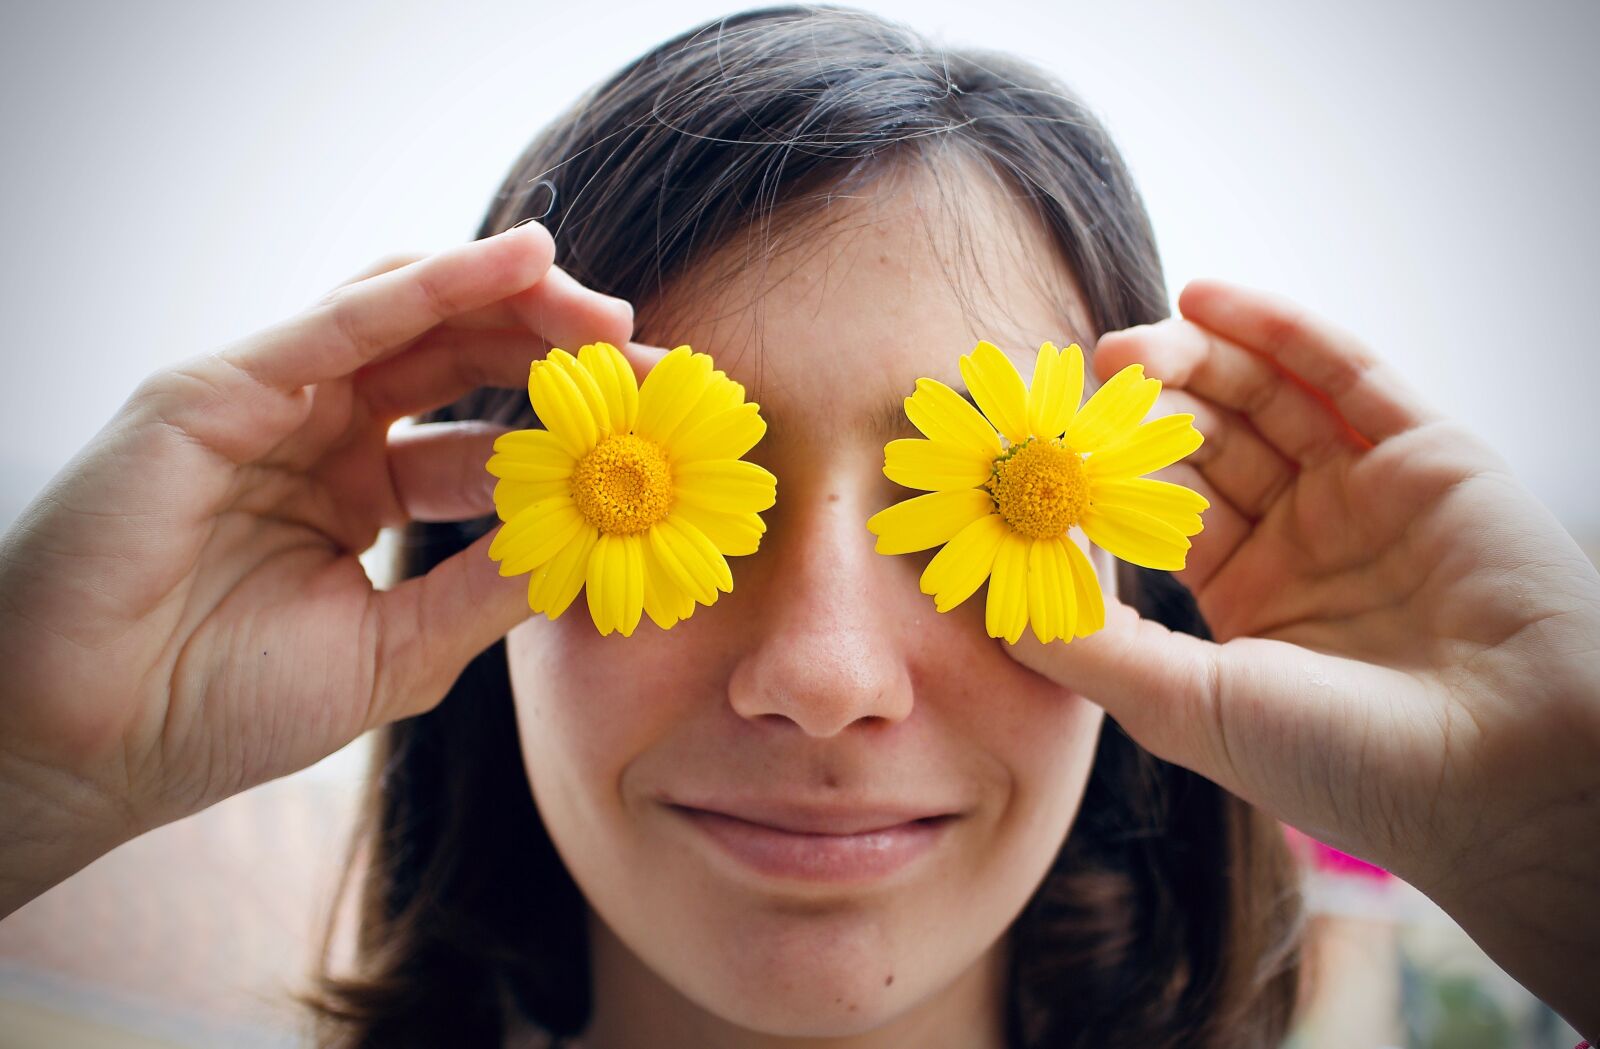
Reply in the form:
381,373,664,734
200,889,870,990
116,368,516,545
571,433,674,535
988,437,1088,540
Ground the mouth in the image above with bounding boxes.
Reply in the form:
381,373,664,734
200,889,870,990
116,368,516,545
667,804,958,884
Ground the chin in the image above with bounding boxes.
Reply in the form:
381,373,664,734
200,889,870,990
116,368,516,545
668,904,922,1035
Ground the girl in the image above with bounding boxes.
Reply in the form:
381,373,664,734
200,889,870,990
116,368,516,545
0,6,1595,1048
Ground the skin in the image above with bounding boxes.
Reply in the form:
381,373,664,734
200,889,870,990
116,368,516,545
0,223,634,912
507,165,1114,1048
0,159,1595,1039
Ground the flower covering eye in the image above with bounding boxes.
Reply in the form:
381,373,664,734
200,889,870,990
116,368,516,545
486,343,777,637
865,340,1208,644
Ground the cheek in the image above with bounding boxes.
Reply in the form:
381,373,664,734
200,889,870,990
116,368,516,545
507,617,691,824
961,676,1107,892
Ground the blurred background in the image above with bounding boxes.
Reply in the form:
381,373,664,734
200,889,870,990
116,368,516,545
0,0,1594,1046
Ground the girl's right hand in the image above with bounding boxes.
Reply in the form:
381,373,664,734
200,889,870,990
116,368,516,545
0,223,635,915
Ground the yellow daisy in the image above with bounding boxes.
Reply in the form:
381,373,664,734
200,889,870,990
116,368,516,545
866,339,1208,645
486,343,776,637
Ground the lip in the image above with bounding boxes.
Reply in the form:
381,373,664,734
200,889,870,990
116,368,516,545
665,798,961,835
668,804,957,883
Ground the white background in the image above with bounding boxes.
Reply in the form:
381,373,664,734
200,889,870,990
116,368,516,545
1,0,1598,546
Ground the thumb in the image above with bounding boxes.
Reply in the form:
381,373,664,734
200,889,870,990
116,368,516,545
1008,589,1411,836
1007,592,1245,789
368,528,531,726
1011,588,1299,802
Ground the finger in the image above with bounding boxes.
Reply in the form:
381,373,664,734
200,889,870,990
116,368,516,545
355,329,553,422
1174,279,1445,444
1148,459,1252,600
1007,595,1243,782
424,266,635,335
356,332,673,424
1006,600,1422,866
1096,316,1364,470
367,527,533,726
505,263,635,350
326,252,426,293
383,420,509,524
328,252,629,336
221,224,565,390
625,340,670,382
1159,386,1298,523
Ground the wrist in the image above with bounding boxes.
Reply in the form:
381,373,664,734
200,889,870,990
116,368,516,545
0,753,140,918
1423,782,1600,1036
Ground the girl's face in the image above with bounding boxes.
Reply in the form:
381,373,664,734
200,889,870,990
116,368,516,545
507,168,1116,1042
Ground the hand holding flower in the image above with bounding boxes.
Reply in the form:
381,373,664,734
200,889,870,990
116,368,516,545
1005,278,1600,1033
0,225,637,917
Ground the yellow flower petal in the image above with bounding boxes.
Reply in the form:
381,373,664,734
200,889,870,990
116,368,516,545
634,345,714,444
919,512,1009,613
1048,538,1079,640
1080,502,1192,571
641,536,688,630
586,532,644,637
546,348,612,437
488,429,575,475
529,358,600,458
487,431,576,519
866,489,995,555
577,342,639,434
486,455,569,484
1027,341,1084,440
959,340,1031,443
490,495,587,577
674,459,777,515
1025,538,1058,643
1064,363,1162,454
1085,414,1204,480
493,477,569,522
985,532,1030,644
671,503,766,557
528,525,598,618
1090,475,1209,537
669,402,766,464
1061,538,1106,637
905,378,1002,456
883,438,992,492
666,372,746,444
647,520,716,605
659,516,733,598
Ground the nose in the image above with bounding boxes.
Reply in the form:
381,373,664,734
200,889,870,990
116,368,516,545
726,467,915,737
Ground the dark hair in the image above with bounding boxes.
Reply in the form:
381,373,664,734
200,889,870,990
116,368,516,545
306,6,1304,1046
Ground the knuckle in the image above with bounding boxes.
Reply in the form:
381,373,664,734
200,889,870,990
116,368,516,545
1322,344,1377,399
1258,310,1305,358
323,290,379,359
130,358,224,423
1240,370,1280,419
411,266,461,322
312,278,355,311
370,251,423,277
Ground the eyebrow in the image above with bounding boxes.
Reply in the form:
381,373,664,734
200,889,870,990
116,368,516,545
860,381,981,442
755,378,979,444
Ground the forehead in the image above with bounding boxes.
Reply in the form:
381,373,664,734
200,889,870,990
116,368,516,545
639,161,1100,444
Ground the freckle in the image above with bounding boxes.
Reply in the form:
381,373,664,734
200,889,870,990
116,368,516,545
849,1003,858,1012
885,974,894,986
827,493,839,503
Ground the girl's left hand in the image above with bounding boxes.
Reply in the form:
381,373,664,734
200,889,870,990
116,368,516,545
1008,279,1600,1032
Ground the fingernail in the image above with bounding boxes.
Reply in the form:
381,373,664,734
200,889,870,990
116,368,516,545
605,294,635,329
